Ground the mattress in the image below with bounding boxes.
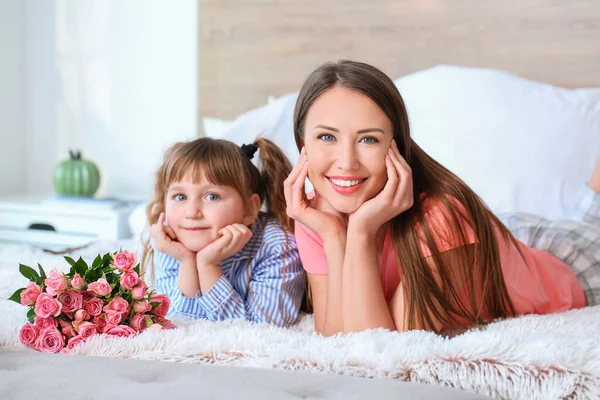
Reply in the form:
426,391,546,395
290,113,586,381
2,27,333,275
0,349,485,400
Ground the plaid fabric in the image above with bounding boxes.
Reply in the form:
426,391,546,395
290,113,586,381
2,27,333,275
498,185,600,307
572,184,600,227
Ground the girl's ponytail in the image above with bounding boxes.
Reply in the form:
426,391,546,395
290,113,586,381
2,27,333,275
251,138,310,315
253,138,294,232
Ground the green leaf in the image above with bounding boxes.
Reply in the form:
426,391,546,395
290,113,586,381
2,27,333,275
26,308,36,323
101,265,114,274
85,270,100,283
121,292,132,303
93,257,106,271
64,256,76,266
73,257,88,276
144,316,154,328
8,288,25,304
102,253,114,267
92,255,102,270
134,265,140,275
105,273,119,287
37,263,47,281
19,264,41,284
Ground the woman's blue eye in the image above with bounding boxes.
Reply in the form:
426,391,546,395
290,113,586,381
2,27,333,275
205,193,220,201
317,133,336,142
359,136,379,144
174,194,186,201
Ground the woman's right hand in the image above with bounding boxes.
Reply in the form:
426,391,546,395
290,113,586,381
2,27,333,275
284,148,346,241
149,213,196,263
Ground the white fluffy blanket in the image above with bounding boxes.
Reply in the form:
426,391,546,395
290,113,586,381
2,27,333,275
1,242,599,399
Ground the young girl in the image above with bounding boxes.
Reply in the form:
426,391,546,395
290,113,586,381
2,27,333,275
284,59,600,336
142,137,306,327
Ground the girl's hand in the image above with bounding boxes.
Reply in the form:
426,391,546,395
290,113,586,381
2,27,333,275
149,213,196,262
196,223,252,268
284,148,346,240
349,140,414,236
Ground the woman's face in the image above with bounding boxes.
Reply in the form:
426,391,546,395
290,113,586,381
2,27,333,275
302,86,393,214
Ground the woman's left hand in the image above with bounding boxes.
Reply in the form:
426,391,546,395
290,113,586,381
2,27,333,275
348,140,414,236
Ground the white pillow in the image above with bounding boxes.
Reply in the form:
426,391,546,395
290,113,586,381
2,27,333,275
203,65,600,220
202,117,235,138
203,92,301,169
396,65,600,220
128,202,148,242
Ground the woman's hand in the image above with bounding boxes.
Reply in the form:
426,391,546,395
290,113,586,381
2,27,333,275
284,147,346,241
150,213,196,262
349,140,414,236
196,223,253,268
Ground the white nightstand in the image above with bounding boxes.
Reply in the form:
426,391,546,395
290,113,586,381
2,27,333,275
0,195,141,250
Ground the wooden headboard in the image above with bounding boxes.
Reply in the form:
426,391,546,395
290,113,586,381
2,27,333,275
199,0,600,120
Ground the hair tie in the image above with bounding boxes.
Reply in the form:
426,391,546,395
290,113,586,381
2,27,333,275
241,143,258,160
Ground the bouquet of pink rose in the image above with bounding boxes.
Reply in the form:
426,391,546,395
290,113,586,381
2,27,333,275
8,249,175,353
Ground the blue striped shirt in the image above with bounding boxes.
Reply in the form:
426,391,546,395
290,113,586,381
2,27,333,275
154,214,305,327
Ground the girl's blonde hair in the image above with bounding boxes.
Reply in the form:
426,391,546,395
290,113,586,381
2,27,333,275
141,137,294,280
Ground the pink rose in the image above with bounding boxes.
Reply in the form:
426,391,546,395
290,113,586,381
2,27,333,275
164,321,176,330
88,278,112,297
19,323,39,347
131,282,147,300
105,310,124,325
149,324,163,332
119,270,139,290
71,320,81,332
104,296,130,314
102,324,117,334
44,270,68,296
34,316,57,330
35,327,65,353
34,293,63,318
81,290,95,302
92,314,106,330
156,317,177,330
67,335,86,349
133,301,152,314
105,325,137,338
150,294,170,318
58,320,76,337
74,309,90,321
76,321,98,340
112,250,137,271
71,274,84,290
129,314,147,332
84,297,104,316
20,282,42,306
59,290,83,313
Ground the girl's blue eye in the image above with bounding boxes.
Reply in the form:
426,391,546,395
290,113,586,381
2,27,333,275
205,193,220,201
359,136,379,144
317,133,336,142
174,194,186,201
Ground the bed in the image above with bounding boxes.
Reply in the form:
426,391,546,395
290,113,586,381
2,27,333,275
3,1,600,399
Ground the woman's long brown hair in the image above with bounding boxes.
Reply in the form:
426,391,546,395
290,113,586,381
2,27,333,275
294,60,522,331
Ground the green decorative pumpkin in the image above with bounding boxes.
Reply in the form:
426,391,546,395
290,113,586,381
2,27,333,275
52,150,101,197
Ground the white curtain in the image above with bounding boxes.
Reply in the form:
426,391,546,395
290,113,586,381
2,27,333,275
28,0,198,199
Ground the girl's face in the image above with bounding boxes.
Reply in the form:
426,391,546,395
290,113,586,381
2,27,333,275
303,86,393,214
165,172,255,252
